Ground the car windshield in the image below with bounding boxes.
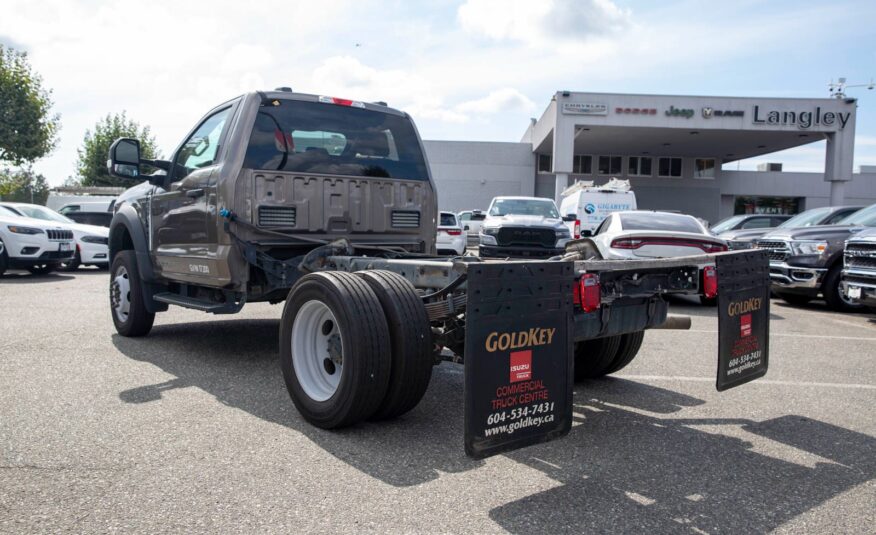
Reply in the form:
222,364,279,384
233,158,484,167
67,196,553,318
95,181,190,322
711,215,747,233
3,204,73,223
620,212,704,233
440,213,457,226
243,99,429,180
778,207,832,228
838,204,876,226
489,199,559,218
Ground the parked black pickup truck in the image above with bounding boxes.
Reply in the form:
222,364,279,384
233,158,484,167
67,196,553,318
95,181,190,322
756,203,876,311
841,228,876,309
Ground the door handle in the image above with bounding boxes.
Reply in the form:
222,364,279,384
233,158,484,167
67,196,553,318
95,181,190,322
186,189,205,198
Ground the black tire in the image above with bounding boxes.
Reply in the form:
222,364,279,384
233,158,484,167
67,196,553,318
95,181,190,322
110,251,155,337
605,331,645,375
775,292,812,307
280,271,391,429
699,296,718,306
60,250,81,271
356,270,433,421
574,335,622,381
822,265,862,312
27,263,60,275
0,241,7,276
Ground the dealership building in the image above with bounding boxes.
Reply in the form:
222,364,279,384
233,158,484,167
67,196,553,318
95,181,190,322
424,91,876,222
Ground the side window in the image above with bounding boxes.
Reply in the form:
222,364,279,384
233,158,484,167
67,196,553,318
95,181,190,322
741,217,771,229
459,212,471,222
594,215,612,235
174,108,232,178
824,210,852,224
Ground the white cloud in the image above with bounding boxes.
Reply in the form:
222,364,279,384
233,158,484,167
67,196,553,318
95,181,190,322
457,0,631,46
456,88,536,115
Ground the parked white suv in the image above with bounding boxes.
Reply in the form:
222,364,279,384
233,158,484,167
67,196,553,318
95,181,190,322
0,206,75,275
0,202,109,270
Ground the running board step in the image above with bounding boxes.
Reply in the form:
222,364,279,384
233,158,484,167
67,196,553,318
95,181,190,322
152,292,244,314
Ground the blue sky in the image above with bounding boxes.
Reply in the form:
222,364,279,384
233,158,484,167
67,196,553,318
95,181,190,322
2,0,875,185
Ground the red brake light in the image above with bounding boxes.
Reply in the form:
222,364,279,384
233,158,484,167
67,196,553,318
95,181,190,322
573,220,581,239
578,273,601,313
611,238,644,249
319,95,365,108
703,265,718,298
611,237,728,253
446,229,462,236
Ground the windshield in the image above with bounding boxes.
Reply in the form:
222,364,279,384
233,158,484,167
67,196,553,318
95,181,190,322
711,215,746,233
621,212,704,233
838,204,876,226
778,207,832,228
243,99,429,180
489,199,559,218
3,204,73,223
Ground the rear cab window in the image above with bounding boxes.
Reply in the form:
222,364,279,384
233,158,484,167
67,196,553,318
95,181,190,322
243,99,429,180
440,213,458,227
621,212,703,233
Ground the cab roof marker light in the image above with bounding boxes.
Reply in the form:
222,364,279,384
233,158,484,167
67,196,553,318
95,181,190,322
319,96,366,108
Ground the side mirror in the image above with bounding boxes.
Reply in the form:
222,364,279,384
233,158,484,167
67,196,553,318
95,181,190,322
563,213,577,222
107,138,141,179
579,229,593,237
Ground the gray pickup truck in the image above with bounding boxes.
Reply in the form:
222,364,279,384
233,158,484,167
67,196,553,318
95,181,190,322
755,203,876,311
106,88,770,457
841,228,876,309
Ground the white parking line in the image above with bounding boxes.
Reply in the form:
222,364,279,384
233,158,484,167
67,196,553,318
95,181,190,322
680,329,876,342
618,374,876,390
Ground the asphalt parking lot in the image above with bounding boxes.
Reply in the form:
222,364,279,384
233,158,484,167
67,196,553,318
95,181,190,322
1,268,874,533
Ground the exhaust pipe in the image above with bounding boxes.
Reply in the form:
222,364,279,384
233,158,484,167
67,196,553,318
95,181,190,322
653,314,692,330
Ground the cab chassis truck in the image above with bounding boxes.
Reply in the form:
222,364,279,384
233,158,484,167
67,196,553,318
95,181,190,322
107,90,770,458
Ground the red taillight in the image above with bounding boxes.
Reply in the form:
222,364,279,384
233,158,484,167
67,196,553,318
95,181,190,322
702,242,728,253
577,273,601,313
573,220,581,239
446,229,462,236
703,265,718,298
319,95,365,108
611,238,644,249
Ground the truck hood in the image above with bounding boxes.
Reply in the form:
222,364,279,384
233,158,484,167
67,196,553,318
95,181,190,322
718,228,775,241
846,227,876,244
483,214,565,230
760,224,869,241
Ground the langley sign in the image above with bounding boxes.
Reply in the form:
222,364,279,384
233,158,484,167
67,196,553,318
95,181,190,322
752,105,851,130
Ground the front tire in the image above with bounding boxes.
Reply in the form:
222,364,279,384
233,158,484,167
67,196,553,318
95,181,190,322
27,263,59,275
110,251,155,337
0,241,7,276
280,272,391,429
822,265,862,312
356,270,433,421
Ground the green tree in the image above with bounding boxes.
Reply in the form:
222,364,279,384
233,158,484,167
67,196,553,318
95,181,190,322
0,46,60,165
76,112,161,187
0,166,50,205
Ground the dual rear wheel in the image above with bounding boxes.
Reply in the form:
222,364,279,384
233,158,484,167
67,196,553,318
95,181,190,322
573,331,645,381
280,270,433,429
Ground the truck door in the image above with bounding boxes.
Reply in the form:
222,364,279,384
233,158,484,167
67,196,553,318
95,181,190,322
151,107,232,281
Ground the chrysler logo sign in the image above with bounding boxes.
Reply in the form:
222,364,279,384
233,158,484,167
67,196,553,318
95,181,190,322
562,102,608,116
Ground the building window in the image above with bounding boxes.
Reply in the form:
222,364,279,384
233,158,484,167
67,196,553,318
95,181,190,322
537,154,552,173
573,155,592,174
628,156,652,177
598,155,622,175
658,157,683,178
694,158,716,179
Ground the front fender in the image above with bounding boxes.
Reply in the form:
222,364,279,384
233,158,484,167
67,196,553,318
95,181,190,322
109,205,156,282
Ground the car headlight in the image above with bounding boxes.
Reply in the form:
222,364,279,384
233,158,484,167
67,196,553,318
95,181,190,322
790,240,828,255
81,235,108,244
556,228,571,238
7,225,44,235
479,233,497,246
729,240,754,250
482,227,499,236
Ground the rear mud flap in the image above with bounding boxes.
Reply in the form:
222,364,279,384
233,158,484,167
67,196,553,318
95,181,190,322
716,250,770,391
464,262,574,459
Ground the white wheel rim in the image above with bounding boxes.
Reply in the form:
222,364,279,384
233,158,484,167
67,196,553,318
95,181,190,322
292,300,343,402
111,266,131,322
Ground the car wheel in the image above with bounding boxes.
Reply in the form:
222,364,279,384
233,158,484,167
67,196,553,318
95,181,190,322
280,272,391,428
27,263,59,276
574,335,622,381
822,265,862,312
605,331,646,375
60,250,81,271
356,270,433,420
775,292,812,307
0,240,7,276
110,251,155,337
